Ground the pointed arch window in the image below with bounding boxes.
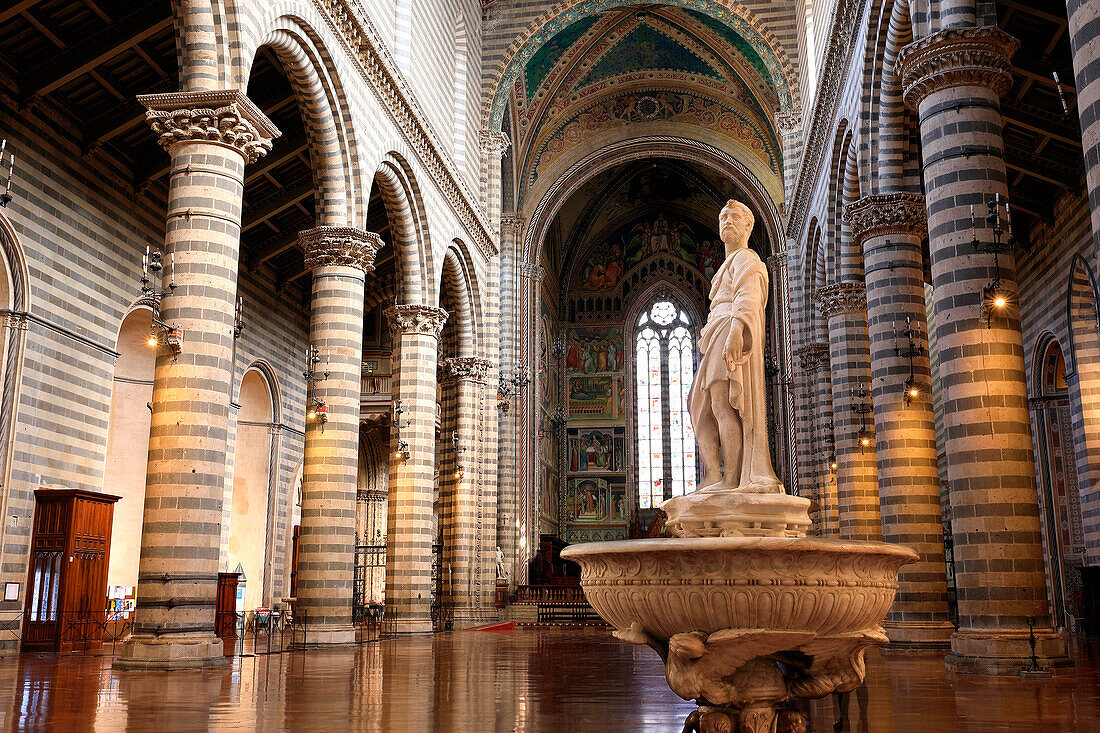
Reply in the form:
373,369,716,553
635,299,697,508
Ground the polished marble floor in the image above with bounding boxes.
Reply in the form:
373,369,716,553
0,627,1098,732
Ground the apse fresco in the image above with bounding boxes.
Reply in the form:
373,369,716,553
567,427,626,473
567,375,625,421
572,211,726,293
565,477,625,524
565,327,624,374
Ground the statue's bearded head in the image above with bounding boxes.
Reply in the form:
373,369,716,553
719,200,754,255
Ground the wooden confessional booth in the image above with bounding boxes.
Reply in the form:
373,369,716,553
22,488,119,653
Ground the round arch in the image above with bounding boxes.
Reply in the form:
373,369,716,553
375,155,431,306
482,0,800,131
1066,254,1100,378
523,136,785,269
438,245,478,360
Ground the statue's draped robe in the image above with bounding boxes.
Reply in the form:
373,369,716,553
688,248,782,492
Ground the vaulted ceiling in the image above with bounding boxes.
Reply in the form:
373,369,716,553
510,6,784,204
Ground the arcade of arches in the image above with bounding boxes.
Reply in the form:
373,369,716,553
1,0,1100,730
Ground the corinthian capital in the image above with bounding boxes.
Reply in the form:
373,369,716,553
775,108,802,135
138,90,281,164
843,193,927,246
815,282,867,319
480,130,511,159
796,343,829,372
896,27,1018,109
441,356,494,383
299,227,383,272
384,304,448,338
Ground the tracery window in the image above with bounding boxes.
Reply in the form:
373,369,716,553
635,299,697,508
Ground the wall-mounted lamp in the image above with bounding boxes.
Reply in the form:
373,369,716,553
233,296,245,339
893,317,925,407
828,451,838,471
140,247,182,358
970,194,1015,328
0,139,15,208
852,382,873,452
451,429,466,480
393,440,410,464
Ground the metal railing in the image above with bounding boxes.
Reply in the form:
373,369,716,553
514,585,588,604
0,610,134,657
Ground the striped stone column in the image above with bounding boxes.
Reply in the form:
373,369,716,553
796,343,835,535
480,131,510,225
116,90,278,669
845,193,953,648
817,284,882,541
440,357,494,627
1068,0,1100,263
294,227,381,646
383,304,448,634
898,26,1070,673
775,109,803,205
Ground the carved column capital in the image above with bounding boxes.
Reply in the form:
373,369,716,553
441,356,494,383
299,227,383,272
519,263,544,282
815,282,867,318
896,27,1019,109
843,193,927,246
384,304,448,338
138,89,281,164
500,216,525,238
767,249,790,272
796,343,830,372
480,130,511,159
775,108,802,135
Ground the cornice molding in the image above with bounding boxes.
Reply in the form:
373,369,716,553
299,226,383,271
896,26,1019,109
384,304,448,337
816,282,867,318
796,342,830,372
843,193,927,245
787,0,867,234
312,0,497,258
138,90,280,164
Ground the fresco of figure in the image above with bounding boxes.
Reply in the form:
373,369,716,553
687,200,782,494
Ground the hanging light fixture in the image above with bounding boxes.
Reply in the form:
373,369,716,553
970,194,1016,328
852,382,873,452
139,246,182,358
893,317,926,407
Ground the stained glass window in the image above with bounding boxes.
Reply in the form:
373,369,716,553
635,300,697,509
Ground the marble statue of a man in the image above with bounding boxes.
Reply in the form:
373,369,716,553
689,199,783,494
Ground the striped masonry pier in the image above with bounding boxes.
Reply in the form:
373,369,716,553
116,90,278,669
898,22,1070,674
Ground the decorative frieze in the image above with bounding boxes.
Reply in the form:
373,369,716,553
775,108,802,136
311,0,497,258
816,282,867,318
843,193,927,246
896,26,1019,109
441,357,494,384
299,227,383,272
384,304,448,338
138,90,280,164
796,343,829,372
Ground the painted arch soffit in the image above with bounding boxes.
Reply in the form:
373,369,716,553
515,8,779,134
486,0,798,131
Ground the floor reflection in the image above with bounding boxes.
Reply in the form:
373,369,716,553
0,628,1097,731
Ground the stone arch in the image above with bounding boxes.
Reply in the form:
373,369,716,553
1066,254,1100,378
482,0,800,131
229,363,279,609
103,305,157,590
869,0,921,194
0,215,29,582
438,245,478,360
823,122,852,283
375,155,431,306
248,14,363,227
837,138,863,280
524,137,785,269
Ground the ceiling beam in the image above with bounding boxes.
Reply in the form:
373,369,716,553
245,130,309,184
21,3,172,100
247,231,301,270
1001,98,1081,148
997,0,1067,25
242,179,314,230
21,8,68,49
84,76,174,149
0,1,39,25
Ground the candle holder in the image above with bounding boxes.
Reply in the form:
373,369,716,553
893,317,925,407
140,246,183,358
303,344,329,430
233,297,245,339
451,429,466,480
852,382,873,452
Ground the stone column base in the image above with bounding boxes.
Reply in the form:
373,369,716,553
882,620,955,650
945,628,1073,675
289,623,356,648
113,633,228,670
387,616,434,635
451,606,497,630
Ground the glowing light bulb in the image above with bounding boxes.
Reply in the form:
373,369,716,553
307,409,317,420
829,461,838,470
861,437,870,447
147,335,158,347
909,388,919,397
